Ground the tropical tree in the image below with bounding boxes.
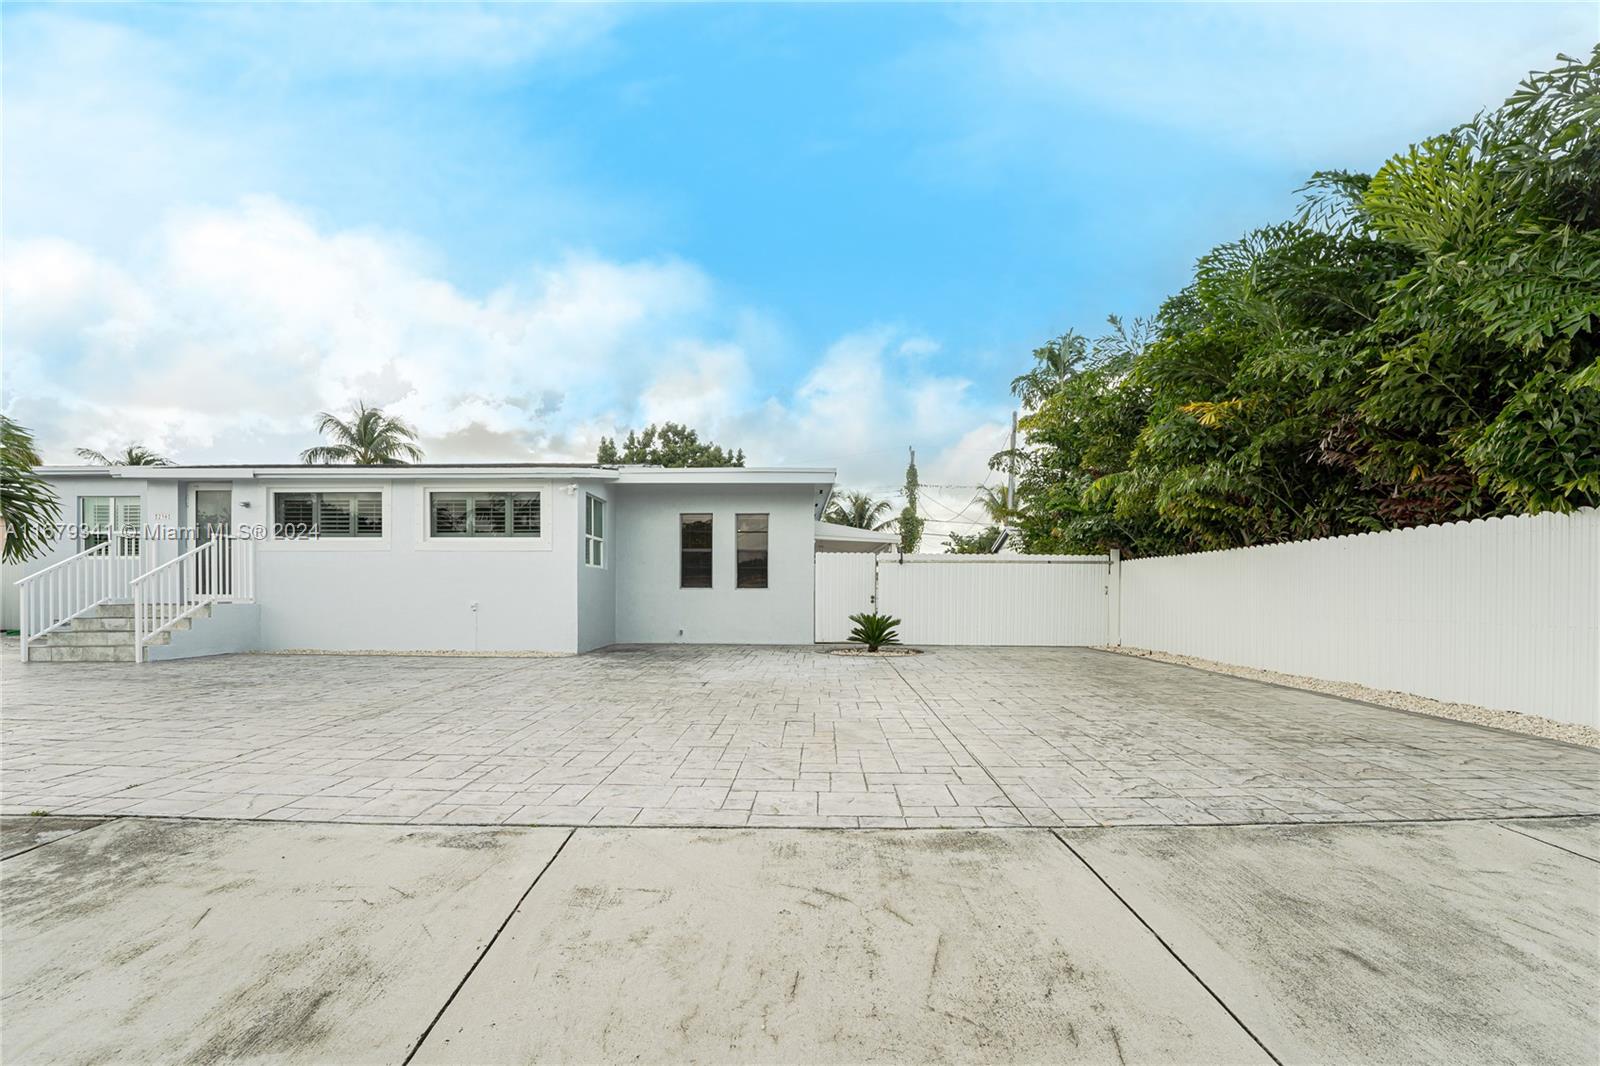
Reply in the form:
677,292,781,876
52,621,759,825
1001,49,1600,558
1,416,62,563
596,422,745,467
897,448,924,553
824,490,896,530
74,444,173,466
945,528,1001,554
300,402,425,465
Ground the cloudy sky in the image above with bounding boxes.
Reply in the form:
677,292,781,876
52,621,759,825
3,3,1592,542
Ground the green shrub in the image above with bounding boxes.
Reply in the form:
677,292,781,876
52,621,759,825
847,612,902,652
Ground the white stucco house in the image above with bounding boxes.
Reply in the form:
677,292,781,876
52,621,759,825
4,464,897,662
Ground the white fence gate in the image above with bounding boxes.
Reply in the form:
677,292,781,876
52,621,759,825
816,553,1111,646
815,553,878,642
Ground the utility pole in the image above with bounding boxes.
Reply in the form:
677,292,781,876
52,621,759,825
991,411,1019,554
1006,410,1017,513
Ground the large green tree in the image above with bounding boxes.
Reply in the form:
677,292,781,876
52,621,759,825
1005,50,1600,558
597,422,745,467
300,402,425,465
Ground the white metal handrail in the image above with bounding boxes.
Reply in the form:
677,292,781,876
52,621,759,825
17,538,145,662
130,535,255,663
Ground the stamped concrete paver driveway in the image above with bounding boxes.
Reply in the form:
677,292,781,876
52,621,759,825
3,645,1596,827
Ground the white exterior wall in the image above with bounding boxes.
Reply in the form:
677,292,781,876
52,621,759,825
252,478,581,654
614,484,816,645
575,484,616,652
1120,509,1600,727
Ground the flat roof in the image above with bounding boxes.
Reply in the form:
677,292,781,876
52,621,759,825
35,463,838,486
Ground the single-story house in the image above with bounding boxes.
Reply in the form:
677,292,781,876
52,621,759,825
4,464,898,661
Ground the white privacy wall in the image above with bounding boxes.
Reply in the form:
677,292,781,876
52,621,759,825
1119,509,1600,727
875,555,1111,647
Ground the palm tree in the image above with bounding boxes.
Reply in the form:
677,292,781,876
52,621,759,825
74,443,174,466
2,416,62,563
300,402,425,465
976,486,1013,526
824,490,896,531
1010,330,1089,409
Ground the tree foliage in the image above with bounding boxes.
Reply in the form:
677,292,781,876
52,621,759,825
898,449,924,553
597,422,745,467
824,490,896,530
1,416,62,564
1005,50,1600,558
300,402,425,465
75,444,173,466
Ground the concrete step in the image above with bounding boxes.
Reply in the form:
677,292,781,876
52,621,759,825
70,617,135,632
48,630,137,648
93,603,136,618
27,645,134,663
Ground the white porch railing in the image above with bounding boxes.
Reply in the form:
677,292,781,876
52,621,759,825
131,535,256,664
17,538,145,662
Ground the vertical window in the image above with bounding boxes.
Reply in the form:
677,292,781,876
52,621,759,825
680,513,712,588
585,494,605,567
80,496,141,555
736,513,768,589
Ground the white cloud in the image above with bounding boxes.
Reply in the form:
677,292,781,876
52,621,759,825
2,199,1004,531
919,3,1596,169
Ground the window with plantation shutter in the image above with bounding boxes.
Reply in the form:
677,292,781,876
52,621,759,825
272,492,383,539
426,491,542,539
512,495,541,536
79,496,140,554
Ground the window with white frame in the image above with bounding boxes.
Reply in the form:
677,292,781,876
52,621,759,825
80,496,141,555
428,491,542,539
736,513,768,588
584,494,605,566
680,513,712,588
273,492,383,539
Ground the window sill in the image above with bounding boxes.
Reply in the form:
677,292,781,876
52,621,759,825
260,538,392,553
416,537,552,552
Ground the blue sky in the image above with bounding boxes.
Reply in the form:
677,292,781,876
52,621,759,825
4,2,1594,539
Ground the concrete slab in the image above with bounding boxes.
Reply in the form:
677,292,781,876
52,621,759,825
1,818,570,1065
411,828,1270,1064
1062,822,1600,1065
0,816,109,859
1497,815,1600,862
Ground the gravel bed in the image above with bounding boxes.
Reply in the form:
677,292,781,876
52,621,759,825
1101,645,1600,749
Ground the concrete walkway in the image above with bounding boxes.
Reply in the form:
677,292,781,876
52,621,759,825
2,816,1596,1065
5,646,1597,828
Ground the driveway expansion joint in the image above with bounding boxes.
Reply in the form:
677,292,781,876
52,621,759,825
402,827,576,1065
1050,828,1285,1066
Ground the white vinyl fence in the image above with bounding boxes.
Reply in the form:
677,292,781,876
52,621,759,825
1119,508,1599,727
816,553,1111,646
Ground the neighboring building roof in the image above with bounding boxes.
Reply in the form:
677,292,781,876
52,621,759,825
814,520,898,551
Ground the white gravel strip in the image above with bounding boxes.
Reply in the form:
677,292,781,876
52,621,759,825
1101,645,1600,750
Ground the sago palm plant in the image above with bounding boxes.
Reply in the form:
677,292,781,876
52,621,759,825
847,612,902,652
